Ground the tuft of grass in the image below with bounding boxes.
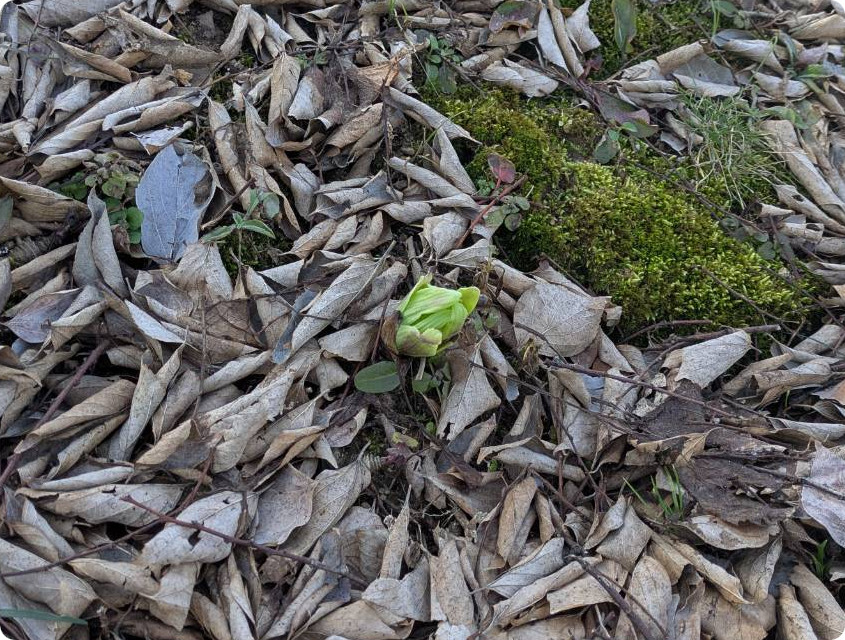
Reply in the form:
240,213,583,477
812,538,831,580
680,92,787,208
625,466,686,521
651,466,685,520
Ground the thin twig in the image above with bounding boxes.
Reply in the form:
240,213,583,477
568,555,664,640
622,319,716,343
121,496,368,587
0,340,109,492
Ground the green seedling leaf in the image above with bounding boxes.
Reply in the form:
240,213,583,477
504,212,522,231
108,210,127,225
483,308,501,329
757,241,777,260
594,132,620,164
512,196,530,210
485,207,506,229
102,175,126,199
247,189,260,216
128,229,141,244
201,225,235,243
800,63,834,79
59,180,87,200
438,65,457,94
233,212,245,226
355,361,401,393
766,106,810,129
239,219,276,239
611,0,637,54
124,207,144,229
411,373,437,394
710,0,736,16
262,193,280,218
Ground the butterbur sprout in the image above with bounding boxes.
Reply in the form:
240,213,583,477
383,274,480,357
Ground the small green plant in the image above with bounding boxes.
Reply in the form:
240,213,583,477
354,361,400,394
53,153,145,246
422,35,462,94
53,153,142,202
411,358,451,403
812,538,831,580
295,49,328,68
485,195,529,232
383,274,480,358
109,206,144,245
651,466,685,520
679,92,786,208
201,189,278,243
593,121,652,164
611,0,637,56
719,216,781,261
624,466,686,520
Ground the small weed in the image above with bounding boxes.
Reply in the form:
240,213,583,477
295,50,328,69
624,465,686,520
652,466,685,520
51,152,144,245
202,189,277,272
202,189,278,244
679,92,786,208
421,35,462,95
485,195,529,232
812,538,831,580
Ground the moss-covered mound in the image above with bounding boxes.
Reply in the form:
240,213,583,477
430,89,813,331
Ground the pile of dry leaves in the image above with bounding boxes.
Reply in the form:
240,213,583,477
2,0,845,638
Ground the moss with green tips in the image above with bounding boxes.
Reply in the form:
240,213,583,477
428,88,819,332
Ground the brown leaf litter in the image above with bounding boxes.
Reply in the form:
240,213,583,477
2,0,845,639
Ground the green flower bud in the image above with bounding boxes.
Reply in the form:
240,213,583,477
391,275,480,357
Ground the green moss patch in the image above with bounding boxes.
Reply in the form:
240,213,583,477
561,0,703,78
430,89,816,332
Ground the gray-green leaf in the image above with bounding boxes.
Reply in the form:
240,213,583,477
611,0,638,54
355,361,400,393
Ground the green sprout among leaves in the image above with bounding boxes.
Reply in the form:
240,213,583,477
354,277,480,394
812,538,831,580
624,465,686,521
109,206,144,245
651,466,685,520
201,189,277,243
423,35,462,94
390,274,480,358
